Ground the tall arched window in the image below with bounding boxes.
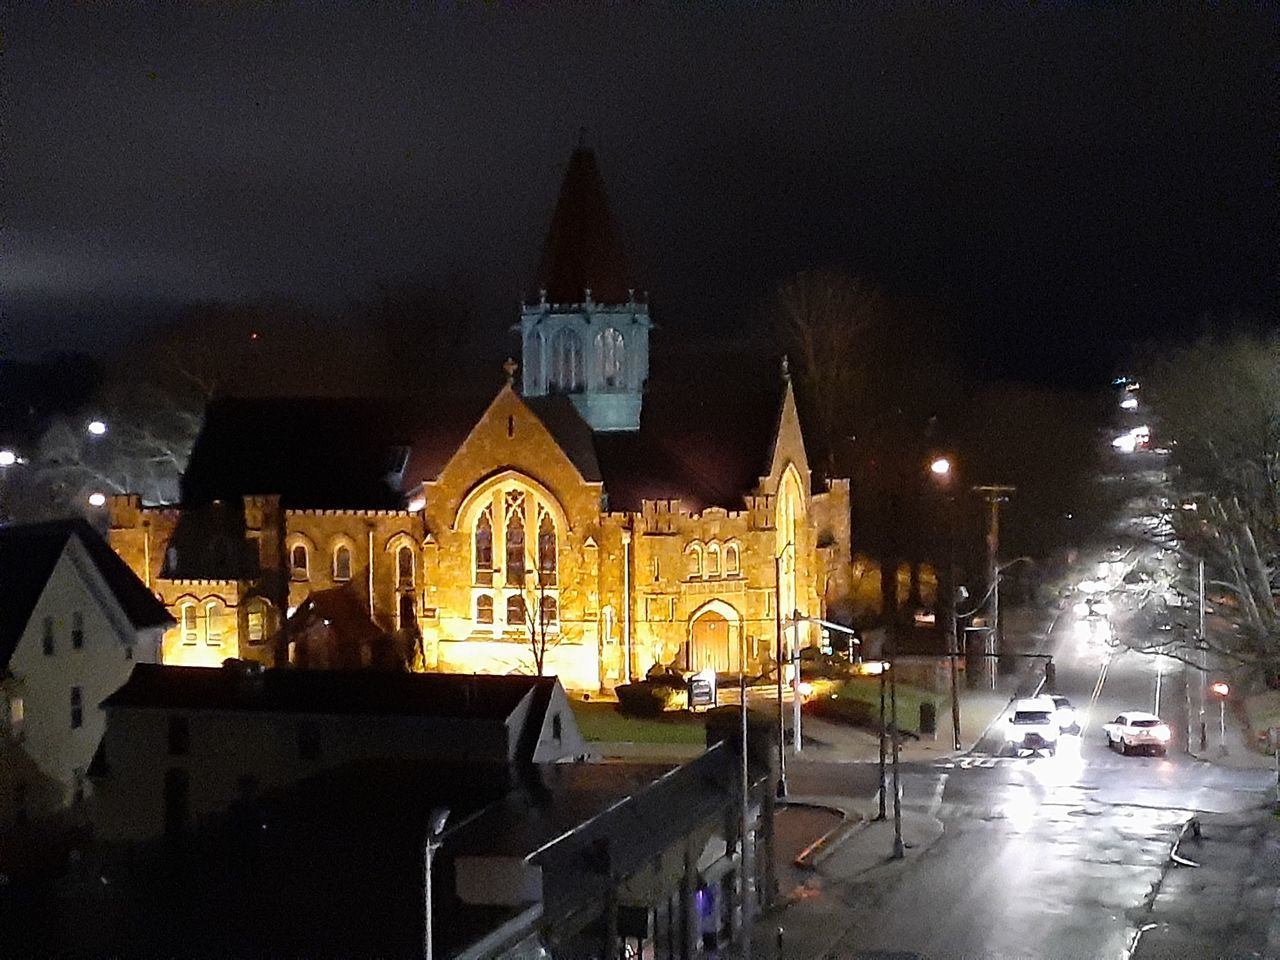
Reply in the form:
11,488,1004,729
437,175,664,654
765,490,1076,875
505,497,526,586
537,509,557,585
549,328,584,393
290,544,309,580
397,546,414,587
596,327,625,390
474,508,494,585
333,545,352,581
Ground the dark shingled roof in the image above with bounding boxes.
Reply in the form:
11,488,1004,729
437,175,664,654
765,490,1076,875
524,393,603,482
181,397,410,510
595,350,788,512
534,146,634,305
0,519,172,668
102,662,558,720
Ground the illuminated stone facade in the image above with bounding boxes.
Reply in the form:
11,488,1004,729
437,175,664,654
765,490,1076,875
105,146,852,691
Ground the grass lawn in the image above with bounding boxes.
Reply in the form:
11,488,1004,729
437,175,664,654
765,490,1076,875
811,675,940,733
570,700,708,744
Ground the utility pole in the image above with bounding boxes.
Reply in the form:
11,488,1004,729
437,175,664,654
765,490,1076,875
876,663,887,821
1198,557,1207,751
943,499,961,751
739,628,753,960
889,628,904,860
973,485,1015,691
774,553,787,799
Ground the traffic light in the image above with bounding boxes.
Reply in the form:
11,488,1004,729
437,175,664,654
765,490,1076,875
1210,680,1230,699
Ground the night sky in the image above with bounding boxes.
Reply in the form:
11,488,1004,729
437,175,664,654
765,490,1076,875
3,4,1274,383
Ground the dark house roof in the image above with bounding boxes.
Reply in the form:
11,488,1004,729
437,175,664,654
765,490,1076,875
0,519,173,669
181,397,410,510
534,146,634,305
102,662,558,721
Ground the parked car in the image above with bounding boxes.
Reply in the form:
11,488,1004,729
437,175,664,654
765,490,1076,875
1103,711,1171,756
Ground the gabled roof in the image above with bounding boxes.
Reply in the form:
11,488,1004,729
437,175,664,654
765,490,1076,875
102,662,560,722
534,146,634,305
0,519,172,668
523,394,602,483
181,397,409,510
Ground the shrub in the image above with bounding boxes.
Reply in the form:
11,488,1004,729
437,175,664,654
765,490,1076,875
616,680,686,717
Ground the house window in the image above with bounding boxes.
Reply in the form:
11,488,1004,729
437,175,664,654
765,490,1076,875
474,508,494,585
8,697,24,731
552,713,563,742
686,544,703,580
125,644,133,660
549,328,584,393
596,327,625,390
181,604,197,644
537,510,557,586
706,543,721,578
539,595,558,627
397,546,414,588
333,545,352,581
72,767,86,805
71,611,84,649
42,617,55,656
297,721,321,761
475,594,494,624
506,595,526,627
70,686,83,729
247,602,265,644
168,715,189,756
505,500,526,586
290,544,309,580
725,543,741,576
204,602,222,645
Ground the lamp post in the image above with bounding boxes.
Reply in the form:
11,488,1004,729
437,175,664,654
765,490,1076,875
424,806,450,960
774,543,793,799
929,457,962,751
739,621,753,959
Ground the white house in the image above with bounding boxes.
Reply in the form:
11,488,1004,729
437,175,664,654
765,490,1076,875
92,662,588,841
0,519,172,826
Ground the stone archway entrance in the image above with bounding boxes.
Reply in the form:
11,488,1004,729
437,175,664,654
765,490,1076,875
687,602,742,674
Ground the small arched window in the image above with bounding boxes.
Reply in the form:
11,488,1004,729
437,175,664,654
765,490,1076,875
725,543,740,576
333,545,352,582
706,543,721,578
540,595,558,626
204,601,223,646
181,604,197,644
596,327,625,390
506,595,526,626
397,546,414,587
247,599,267,645
687,543,703,579
537,510,557,586
475,507,494,585
290,544,308,579
475,594,494,624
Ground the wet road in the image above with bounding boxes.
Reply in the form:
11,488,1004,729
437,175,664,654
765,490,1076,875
784,540,1274,960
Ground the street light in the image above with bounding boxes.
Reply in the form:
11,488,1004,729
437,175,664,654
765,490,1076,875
87,492,107,508
87,420,108,437
424,806,450,960
774,542,794,798
928,455,962,751
0,450,16,467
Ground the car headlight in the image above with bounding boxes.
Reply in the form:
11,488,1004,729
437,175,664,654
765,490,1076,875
1154,725,1171,741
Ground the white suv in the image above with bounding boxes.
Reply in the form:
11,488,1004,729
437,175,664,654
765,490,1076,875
1004,696,1060,756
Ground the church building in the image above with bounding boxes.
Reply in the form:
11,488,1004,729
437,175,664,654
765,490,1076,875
107,146,852,692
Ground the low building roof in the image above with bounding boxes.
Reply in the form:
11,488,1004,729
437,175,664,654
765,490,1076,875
0,519,173,668
102,662,559,721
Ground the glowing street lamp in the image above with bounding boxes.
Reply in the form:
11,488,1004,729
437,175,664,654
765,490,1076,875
0,450,16,467
87,492,107,508
930,457,952,476
87,420,108,437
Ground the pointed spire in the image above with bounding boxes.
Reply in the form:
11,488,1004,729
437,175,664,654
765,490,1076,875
534,142,633,305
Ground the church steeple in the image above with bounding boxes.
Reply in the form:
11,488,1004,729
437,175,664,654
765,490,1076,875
519,142,652,433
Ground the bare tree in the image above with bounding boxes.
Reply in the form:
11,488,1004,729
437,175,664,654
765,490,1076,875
518,572,562,677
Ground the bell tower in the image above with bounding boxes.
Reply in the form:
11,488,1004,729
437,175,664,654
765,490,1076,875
519,142,651,432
